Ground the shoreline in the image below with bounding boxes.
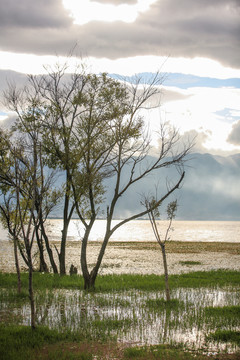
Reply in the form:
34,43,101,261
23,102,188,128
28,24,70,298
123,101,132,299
1,240,240,275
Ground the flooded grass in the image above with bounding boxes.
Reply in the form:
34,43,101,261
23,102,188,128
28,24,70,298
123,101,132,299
0,270,240,358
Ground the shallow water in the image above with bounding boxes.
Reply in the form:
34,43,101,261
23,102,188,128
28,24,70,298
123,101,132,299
8,287,240,352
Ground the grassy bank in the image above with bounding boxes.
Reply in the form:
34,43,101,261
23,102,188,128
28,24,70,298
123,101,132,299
1,270,240,359
1,269,240,291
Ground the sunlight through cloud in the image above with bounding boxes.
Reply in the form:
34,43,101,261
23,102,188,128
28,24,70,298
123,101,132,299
62,0,157,24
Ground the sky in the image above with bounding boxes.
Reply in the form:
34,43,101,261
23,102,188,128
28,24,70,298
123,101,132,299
0,0,240,156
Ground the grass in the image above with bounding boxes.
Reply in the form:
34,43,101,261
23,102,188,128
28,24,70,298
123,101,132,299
206,330,240,346
145,298,185,311
1,270,240,359
179,261,202,266
205,305,240,318
0,324,84,360
1,324,239,360
1,269,239,292
108,241,240,255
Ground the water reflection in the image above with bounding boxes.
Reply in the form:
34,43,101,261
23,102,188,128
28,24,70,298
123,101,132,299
9,287,240,352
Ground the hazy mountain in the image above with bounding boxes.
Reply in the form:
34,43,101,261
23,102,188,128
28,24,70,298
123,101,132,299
50,152,240,221
101,153,240,221
109,72,240,89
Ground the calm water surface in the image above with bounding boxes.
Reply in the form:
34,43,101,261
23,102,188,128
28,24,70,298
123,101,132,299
0,220,240,243
45,219,240,243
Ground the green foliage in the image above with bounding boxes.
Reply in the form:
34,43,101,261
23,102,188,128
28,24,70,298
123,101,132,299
167,200,177,220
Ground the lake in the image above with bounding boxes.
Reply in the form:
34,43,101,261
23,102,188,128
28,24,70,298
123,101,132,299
1,220,240,274
41,219,240,243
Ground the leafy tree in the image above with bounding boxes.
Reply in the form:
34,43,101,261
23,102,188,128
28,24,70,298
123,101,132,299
4,62,91,275
68,72,192,289
3,82,64,274
2,60,193,289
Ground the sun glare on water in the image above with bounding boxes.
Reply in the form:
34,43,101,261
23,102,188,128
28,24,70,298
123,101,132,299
62,0,157,24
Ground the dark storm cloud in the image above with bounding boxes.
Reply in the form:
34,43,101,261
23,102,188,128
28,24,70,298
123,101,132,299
0,0,239,68
227,120,240,145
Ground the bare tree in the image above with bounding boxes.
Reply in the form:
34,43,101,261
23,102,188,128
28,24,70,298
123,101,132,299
144,198,178,301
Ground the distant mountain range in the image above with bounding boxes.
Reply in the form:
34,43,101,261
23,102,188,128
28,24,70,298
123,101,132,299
109,72,240,89
103,152,240,221
1,70,239,94
51,153,240,221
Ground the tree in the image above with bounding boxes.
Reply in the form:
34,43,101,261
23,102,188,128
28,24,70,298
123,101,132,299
0,130,22,292
3,82,63,274
69,73,192,289
0,126,60,329
2,60,193,288
144,198,178,301
3,62,91,275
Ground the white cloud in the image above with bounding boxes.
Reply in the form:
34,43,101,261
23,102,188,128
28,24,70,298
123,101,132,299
143,85,240,154
1,51,240,80
62,0,157,24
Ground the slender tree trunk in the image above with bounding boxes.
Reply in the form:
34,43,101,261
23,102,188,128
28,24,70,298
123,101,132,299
27,251,36,329
59,173,75,275
35,227,48,272
13,236,21,293
81,229,92,290
161,243,171,301
59,225,68,275
40,220,58,274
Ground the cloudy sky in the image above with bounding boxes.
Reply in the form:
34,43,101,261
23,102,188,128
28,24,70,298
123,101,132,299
0,0,240,155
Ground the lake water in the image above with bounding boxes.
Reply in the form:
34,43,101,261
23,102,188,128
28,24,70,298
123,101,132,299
1,220,240,243
41,219,240,243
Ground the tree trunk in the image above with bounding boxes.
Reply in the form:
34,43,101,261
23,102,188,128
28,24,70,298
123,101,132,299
59,174,74,275
35,228,48,272
161,243,171,301
81,230,91,290
81,232,110,291
28,254,36,329
40,220,58,274
59,225,67,275
13,236,21,293
83,274,97,290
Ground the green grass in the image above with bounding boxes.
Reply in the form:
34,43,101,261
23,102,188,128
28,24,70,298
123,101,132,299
0,324,85,360
205,305,240,318
145,298,185,311
1,324,233,360
0,270,239,292
1,270,240,358
179,261,202,266
206,330,240,346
